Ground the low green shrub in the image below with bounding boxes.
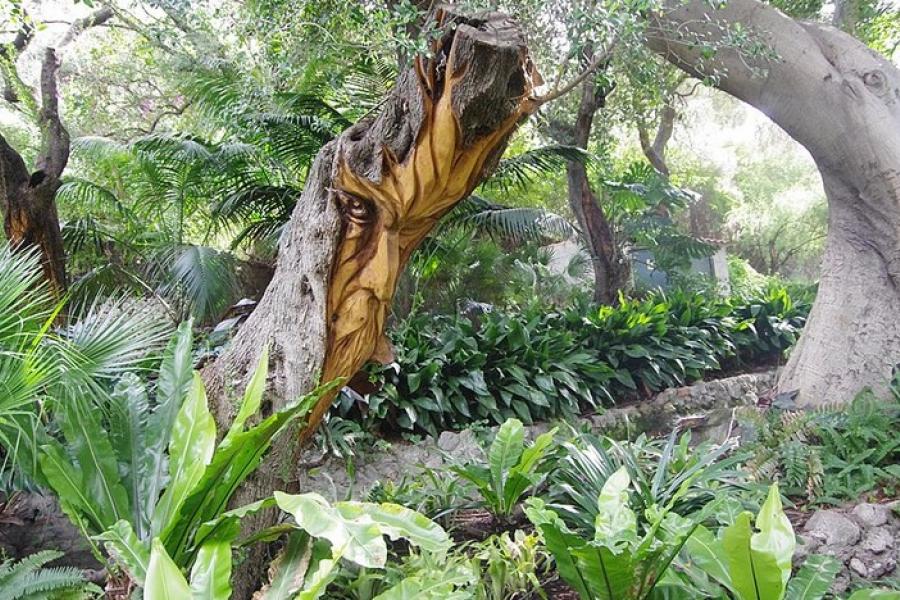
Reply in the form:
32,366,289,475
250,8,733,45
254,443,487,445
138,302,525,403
740,378,900,504
338,283,812,437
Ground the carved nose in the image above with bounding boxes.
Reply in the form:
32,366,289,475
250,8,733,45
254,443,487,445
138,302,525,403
358,229,399,301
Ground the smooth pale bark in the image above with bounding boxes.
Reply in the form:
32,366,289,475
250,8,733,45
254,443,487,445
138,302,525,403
648,0,900,404
202,10,538,596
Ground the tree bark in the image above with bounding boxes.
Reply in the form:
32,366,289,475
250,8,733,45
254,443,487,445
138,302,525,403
202,10,539,596
1,9,114,295
1,49,70,295
637,102,675,177
647,0,900,405
563,60,630,305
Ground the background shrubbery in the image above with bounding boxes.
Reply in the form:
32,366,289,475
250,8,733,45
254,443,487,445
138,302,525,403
335,283,814,437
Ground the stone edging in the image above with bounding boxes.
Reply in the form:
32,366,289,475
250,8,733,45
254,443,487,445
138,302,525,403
296,370,779,499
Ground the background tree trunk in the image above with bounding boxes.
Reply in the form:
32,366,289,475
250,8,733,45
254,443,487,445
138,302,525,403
202,10,539,596
1,10,113,295
562,59,630,305
647,0,900,405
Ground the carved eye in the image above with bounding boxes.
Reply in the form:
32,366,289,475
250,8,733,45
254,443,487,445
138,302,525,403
337,191,376,223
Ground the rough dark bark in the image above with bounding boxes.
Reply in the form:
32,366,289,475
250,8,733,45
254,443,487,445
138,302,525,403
1,8,114,294
562,60,630,305
0,50,69,295
648,0,900,405
202,10,538,597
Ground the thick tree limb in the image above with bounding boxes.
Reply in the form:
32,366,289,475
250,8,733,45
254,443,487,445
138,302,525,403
637,101,675,177
646,0,900,405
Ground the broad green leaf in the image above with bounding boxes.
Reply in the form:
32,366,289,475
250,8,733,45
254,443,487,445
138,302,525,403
515,427,558,475
684,525,733,595
593,466,637,549
753,483,795,592
143,321,194,525
847,591,900,600
108,374,151,538
57,398,130,528
295,541,339,600
152,373,216,537
722,511,785,600
161,382,337,565
501,471,537,514
223,347,268,444
489,418,524,494
373,566,473,600
337,502,450,554
193,497,277,551
39,441,104,531
538,521,593,599
254,531,312,600
189,540,232,600
784,555,840,600
574,543,635,600
94,519,150,585
145,538,190,600
275,491,386,568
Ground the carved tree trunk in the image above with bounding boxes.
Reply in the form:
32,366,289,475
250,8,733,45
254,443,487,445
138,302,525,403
648,0,900,405
564,66,630,305
202,10,539,596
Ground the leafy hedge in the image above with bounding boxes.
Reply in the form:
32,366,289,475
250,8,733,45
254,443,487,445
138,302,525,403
336,285,813,437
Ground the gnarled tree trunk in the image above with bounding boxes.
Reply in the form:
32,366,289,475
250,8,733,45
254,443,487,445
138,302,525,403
648,0,900,405
0,49,70,296
563,58,630,305
202,9,539,596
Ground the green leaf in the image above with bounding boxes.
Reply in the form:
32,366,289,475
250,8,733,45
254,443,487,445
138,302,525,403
94,519,150,585
57,399,130,530
593,467,637,549
515,427,557,475
337,502,450,554
152,373,216,537
145,538,190,600
373,566,473,600
295,540,339,600
38,441,104,531
189,540,232,600
275,491,386,568
753,483,795,592
573,543,635,600
722,512,785,600
489,418,524,496
847,590,900,600
224,347,268,444
683,525,733,595
161,382,337,565
143,321,194,526
784,555,840,600
254,531,313,600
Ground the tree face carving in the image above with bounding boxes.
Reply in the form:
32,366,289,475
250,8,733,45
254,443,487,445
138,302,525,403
309,10,542,434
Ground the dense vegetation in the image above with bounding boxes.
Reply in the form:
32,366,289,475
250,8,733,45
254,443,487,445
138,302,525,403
1,0,899,598
339,284,811,436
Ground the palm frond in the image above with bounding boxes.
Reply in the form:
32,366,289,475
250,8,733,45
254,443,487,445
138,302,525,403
53,296,172,388
442,196,577,243
159,245,240,323
482,145,591,195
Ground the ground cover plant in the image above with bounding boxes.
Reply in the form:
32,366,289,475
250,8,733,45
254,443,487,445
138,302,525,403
2,0,900,597
338,283,812,437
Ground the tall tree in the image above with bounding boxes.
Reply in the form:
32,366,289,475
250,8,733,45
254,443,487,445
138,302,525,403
647,0,900,405
0,6,113,295
559,54,630,305
200,9,540,596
